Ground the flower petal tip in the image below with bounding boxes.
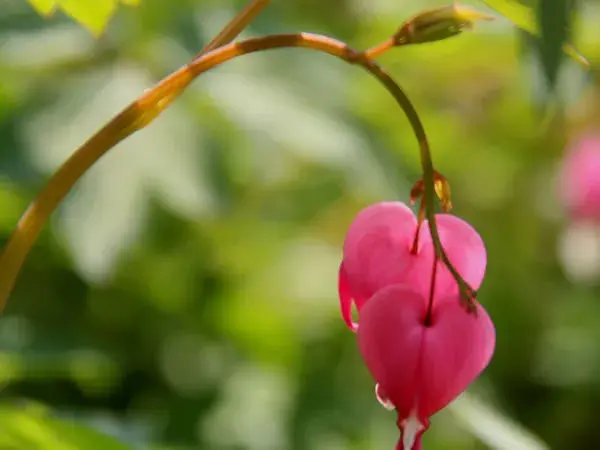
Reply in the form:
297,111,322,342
402,414,425,450
376,383,395,411
338,263,359,332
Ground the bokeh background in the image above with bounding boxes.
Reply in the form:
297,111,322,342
2,0,600,449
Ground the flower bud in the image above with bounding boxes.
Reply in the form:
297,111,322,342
394,3,493,46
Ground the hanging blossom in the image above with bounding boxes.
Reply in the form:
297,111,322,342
338,201,486,331
559,132,600,223
557,132,600,281
338,201,495,449
358,284,495,450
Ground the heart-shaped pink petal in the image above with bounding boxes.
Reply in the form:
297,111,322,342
342,202,417,308
410,214,487,302
357,284,495,422
340,202,486,330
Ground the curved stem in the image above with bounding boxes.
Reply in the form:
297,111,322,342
0,32,472,314
419,140,477,309
418,139,477,310
364,38,396,59
357,51,477,309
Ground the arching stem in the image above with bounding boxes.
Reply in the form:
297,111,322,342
359,54,477,311
418,142,477,311
0,32,474,314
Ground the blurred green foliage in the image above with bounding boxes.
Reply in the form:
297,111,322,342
3,0,600,449
0,401,129,449
26,0,140,36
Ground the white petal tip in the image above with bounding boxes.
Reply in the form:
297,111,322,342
375,383,395,411
402,412,425,450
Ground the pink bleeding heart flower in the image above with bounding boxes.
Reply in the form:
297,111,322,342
339,202,486,331
357,284,495,450
559,133,600,222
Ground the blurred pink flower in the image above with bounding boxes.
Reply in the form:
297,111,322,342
358,284,496,450
339,202,486,331
560,133,600,222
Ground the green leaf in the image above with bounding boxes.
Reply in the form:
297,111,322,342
536,0,571,90
27,0,57,16
26,0,141,36
483,0,588,68
0,402,131,450
56,0,116,36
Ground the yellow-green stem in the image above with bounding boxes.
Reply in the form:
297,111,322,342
0,32,473,315
198,0,271,55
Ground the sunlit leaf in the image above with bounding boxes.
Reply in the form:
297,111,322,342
27,0,57,16
0,403,130,450
55,0,116,36
483,0,588,67
26,0,141,36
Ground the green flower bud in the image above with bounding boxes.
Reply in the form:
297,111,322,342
394,3,493,46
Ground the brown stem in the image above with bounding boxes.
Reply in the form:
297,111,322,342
0,32,472,316
364,38,395,59
198,0,271,55
0,34,387,312
413,115,477,311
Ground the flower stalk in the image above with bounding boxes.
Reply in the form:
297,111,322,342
0,4,480,315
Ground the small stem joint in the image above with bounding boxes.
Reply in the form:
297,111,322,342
438,246,478,315
410,170,452,213
412,171,478,315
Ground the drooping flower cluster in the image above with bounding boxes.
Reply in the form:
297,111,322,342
338,201,495,450
559,133,600,223
557,133,600,282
